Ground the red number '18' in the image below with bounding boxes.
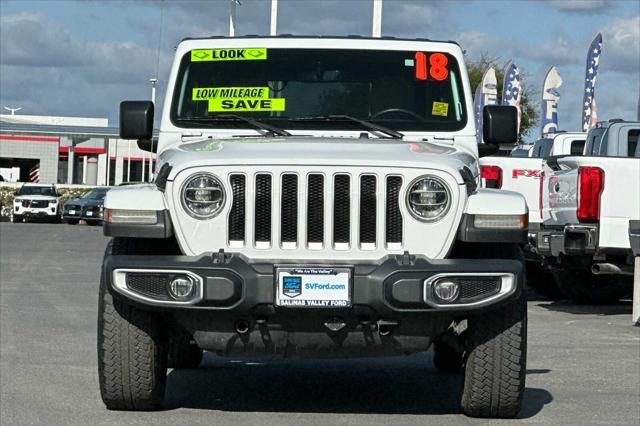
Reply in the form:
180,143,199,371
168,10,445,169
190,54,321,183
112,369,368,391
429,53,448,81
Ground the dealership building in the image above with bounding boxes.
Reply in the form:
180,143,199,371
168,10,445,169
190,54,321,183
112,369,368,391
0,114,156,186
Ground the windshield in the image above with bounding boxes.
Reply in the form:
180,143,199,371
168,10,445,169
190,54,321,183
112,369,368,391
81,188,109,200
18,186,56,197
171,48,467,132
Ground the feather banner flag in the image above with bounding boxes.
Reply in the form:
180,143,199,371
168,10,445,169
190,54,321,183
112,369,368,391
475,67,498,144
540,66,563,137
474,84,483,145
502,61,522,133
582,33,602,131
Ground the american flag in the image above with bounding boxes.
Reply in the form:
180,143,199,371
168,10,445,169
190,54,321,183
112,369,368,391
582,33,602,132
502,61,522,132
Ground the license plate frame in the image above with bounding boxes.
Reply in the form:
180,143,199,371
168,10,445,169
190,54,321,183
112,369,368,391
275,266,352,308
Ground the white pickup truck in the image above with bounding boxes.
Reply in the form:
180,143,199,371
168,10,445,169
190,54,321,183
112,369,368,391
479,132,586,295
98,36,530,417
535,120,640,303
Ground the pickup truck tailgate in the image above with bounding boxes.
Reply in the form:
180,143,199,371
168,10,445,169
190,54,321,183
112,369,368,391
480,157,545,223
545,156,640,249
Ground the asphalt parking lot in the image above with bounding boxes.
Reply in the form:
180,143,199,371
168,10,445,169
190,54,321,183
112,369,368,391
0,222,638,425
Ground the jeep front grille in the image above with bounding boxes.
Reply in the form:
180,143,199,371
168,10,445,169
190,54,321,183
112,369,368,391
227,172,404,250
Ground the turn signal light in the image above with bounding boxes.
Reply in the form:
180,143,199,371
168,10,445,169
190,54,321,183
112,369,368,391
577,166,604,223
480,165,502,189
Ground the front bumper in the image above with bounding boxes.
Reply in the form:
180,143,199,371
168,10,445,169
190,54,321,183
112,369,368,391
104,252,523,316
105,252,523,357
14,204,58,217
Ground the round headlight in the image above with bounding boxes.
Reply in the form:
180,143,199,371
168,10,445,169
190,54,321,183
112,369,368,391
406,176,451,222
181,173,225,219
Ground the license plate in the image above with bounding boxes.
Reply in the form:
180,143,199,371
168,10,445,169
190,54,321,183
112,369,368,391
86,211,93,216
69,210,76,215
275,267,351,308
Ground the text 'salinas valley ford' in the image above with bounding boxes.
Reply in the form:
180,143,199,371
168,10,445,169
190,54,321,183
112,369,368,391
98,36,529,418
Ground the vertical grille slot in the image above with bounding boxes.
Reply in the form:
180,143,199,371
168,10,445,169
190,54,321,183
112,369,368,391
254,174,272,245
333,174,351,245
307,174,324,245
228,174,246,243
386,176,403,244
280,174,298,245
359,175,377,245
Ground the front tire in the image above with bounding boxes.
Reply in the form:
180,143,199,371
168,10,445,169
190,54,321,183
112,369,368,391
461,293,527,418
11,214,23,223
97,238,169,411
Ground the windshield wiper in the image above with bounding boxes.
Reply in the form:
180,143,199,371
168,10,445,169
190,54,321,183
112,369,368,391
177,114,291,137
294,115,403,139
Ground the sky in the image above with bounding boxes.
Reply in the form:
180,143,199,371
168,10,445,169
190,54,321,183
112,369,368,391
1,0,639,140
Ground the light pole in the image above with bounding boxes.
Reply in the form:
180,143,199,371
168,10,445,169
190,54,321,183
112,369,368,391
270,0,278,36
149,78,158,105
143,78,158,182
229,0,241,37
372,0,382,38
4,106,22,116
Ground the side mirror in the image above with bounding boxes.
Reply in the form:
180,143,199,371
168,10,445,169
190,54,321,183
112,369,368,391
483,105,518,145
120,101,154,140
137,138,157,153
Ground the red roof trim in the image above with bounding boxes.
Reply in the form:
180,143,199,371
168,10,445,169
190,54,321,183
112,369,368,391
58,146,106,155
0,135,59,143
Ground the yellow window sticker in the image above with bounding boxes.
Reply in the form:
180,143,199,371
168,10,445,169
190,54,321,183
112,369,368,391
192,87,270,100
191,48,267,62
432,102,449,117
208,98,286,112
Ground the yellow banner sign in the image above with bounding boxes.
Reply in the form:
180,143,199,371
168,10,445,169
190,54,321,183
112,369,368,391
432,101,449,117
191,48,267,62
208,98,286,112
193,87,270,100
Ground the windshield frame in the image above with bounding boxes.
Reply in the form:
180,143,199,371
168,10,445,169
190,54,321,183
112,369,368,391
169,47,468,133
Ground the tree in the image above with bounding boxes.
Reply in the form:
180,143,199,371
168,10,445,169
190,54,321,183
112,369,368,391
467,54,540,142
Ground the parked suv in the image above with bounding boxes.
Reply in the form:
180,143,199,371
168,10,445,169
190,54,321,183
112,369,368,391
99,36,529,418
63,187,111,225
12,183,60,223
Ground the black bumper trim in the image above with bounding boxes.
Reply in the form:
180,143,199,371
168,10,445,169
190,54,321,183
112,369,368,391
103,210,173,238
103,252,524,316
457,213,527,243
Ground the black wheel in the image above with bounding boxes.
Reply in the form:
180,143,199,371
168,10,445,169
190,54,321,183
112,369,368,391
66,219,79,225
167,343,203,369
552,269,629,304
433,339,463,374
97,238,172,411
526,262,563,299
11,214,23,223
461,292,527,418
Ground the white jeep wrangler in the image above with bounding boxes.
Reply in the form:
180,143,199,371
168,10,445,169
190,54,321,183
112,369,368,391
99,36,528,418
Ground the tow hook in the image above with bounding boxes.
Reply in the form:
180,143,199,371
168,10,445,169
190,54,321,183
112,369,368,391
377,319,398,336
324,317,346,332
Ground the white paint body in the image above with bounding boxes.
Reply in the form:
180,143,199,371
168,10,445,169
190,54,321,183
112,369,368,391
480,133,586,224
105,37,528,260
543,123,640,250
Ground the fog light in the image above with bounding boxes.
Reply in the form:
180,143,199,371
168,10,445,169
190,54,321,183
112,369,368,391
168,277,194,300
433,279,460,302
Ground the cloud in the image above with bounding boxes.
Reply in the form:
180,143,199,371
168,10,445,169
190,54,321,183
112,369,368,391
600,15,640,73
0,12,161,121
543,0,617,14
